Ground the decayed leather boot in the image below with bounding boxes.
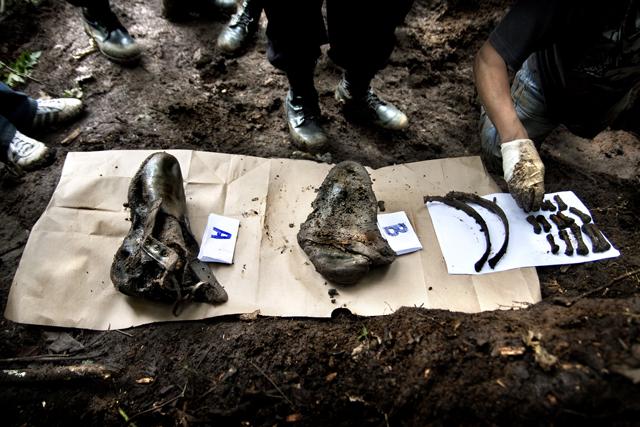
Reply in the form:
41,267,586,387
111,153,228,307
297,161,396,285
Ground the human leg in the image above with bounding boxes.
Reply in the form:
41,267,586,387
263,0,328,152
328,0,413,130
0,82,37,131
479,57,558,173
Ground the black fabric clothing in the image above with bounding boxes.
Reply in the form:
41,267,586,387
65,0,110,12
0,82,37,161
263,0,413,78
489,0,640,138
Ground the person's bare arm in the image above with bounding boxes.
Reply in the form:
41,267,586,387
473,40,545,212
474,40,528,143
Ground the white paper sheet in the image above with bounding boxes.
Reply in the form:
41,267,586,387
198,213,240,264
377,212,423,255
426,191,620,274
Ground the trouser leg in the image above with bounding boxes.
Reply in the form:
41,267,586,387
607,80,640,135
479,56,558,173
65,0,110,12
0,115,17,162
326,0,414,90
263,0,325,96
0,82,37,133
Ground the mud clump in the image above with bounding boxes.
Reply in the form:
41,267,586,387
111,152,228,307
297,161,396,285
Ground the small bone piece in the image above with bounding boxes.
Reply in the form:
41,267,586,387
581,223,611,253
569,207,592,224
527,215,541,234
556,212,575,226
535,215,552,233
570,224,589,256
546,234,559,254
541,200,557,212
558,229,573,256
554,195,568,211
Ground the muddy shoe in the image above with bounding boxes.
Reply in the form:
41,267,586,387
297,161,396,285
111,153,228,307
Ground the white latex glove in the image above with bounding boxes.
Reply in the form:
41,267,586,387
501,139,545,212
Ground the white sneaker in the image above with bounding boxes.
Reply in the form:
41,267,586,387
6,131,52,171
32,98,83,128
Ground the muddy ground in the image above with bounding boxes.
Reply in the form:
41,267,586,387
1,0,639,425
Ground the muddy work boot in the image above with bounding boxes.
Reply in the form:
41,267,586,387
285,90,328,153
216,0,261,55
81,6,142,64
335,77,408,130
111,153,228,308
297,161,396,285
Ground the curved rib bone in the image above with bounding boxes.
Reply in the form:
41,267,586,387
445,191,509,269
424,195,491,272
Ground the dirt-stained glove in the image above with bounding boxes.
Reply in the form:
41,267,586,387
501,139,545,212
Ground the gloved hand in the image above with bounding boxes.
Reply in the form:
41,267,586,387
501,139,545,212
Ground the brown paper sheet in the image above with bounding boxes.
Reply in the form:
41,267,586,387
4,150,540,330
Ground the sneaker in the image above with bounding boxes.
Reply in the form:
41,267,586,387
216,0,261,55
285,90,329,153
32,98,83,128
6,131,53,172
335,77,408,130
82,7,142,64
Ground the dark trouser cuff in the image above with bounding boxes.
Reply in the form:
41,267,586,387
0,116,17,163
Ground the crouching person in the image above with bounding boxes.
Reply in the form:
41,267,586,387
474,0,640,212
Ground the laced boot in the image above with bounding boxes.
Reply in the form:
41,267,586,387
216,0,261,55
111,153,228,309
82,6,142,64
335,75,408,130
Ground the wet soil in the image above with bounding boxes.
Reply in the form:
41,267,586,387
1,0,639,425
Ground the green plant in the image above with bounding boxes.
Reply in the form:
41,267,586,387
1,50,41,87
357,325,369,341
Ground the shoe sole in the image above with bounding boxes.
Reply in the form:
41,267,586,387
19,147,56,172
